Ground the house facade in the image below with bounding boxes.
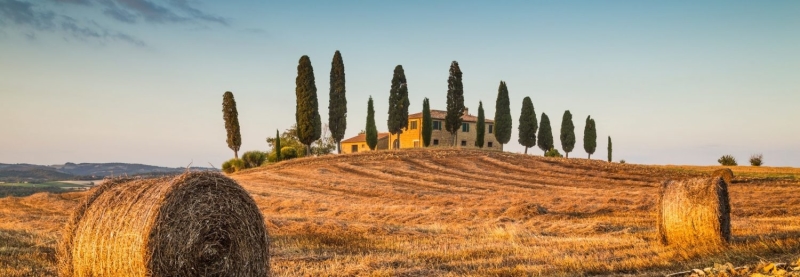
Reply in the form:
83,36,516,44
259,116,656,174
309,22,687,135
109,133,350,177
389,108,503,151
341,132,390,154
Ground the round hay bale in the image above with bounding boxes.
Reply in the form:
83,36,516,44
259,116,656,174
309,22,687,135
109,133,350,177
711,168,734,185
58,172,270,277
656,177,731,249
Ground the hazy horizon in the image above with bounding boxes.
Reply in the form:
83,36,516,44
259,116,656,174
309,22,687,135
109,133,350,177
1,1,798,167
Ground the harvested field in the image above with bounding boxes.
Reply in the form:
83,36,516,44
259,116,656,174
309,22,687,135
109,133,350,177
1,148,799,276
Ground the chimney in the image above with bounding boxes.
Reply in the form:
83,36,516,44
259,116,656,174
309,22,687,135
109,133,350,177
462,107,469,116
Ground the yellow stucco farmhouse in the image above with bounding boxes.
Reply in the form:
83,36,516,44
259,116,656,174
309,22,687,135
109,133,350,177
341,108,502,154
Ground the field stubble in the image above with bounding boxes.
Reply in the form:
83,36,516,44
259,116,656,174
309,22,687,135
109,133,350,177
1,148,799,276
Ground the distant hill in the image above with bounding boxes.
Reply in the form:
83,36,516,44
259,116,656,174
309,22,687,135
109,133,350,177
0,162,216,183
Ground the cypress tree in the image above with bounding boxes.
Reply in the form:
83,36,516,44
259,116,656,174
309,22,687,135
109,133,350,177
445,61,465,146
328,50,347,154
275,129,281,162
537,113,553,155
387,65,409,149
295,55,320,156
494,81,512,146
584,115,597,159
517,96,537,154
222,91,242,159
366,96,378,150
560,110,576,158
422,98,432,147
607,136,612,162
475,101,485,148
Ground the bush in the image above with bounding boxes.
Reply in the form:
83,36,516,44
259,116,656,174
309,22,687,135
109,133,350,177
221,158,245,174
544,148,563,158
281,147,298,160
717,155,737,166
620,159,626,164
749,154,763,166
242,151,267,168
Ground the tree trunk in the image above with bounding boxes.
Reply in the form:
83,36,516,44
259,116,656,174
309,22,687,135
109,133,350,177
566,152,569,158
588,154,591,159
307,145,311,156
398,133,401,149
337,140,341,154
524,147,528,154
543,150,547,156
234,150,238,159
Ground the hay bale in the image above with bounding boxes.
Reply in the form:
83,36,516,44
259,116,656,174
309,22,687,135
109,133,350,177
58,172,270,277
657,177,731,248
711,168,734,185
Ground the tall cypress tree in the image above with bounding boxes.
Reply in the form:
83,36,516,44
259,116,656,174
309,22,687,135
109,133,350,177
295,55,320,156
475,101,485,148
584,115,597,159
445,61,465,147
366,96,378,150
328,50,347,154
517,96,537,154
494,81,512,146
607,136,612,162
387,65,409,149
275,129,281,162
537,113,553,155
422,98,432,147
222,91,241,159
560,110,576,158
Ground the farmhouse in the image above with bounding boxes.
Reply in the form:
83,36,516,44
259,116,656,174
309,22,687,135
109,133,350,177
341,132,390,154
341,108,502,153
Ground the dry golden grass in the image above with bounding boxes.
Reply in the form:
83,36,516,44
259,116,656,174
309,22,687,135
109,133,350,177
1,148,799,276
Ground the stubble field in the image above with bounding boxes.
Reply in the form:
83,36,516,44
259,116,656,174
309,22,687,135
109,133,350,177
1,148,799,276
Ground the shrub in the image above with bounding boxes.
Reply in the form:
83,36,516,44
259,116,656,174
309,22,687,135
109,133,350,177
222,158,245,174
280,147,298,160
749,154,763,166
717,155,737,166
544,148,563,158
242,151,267,168
619,159,626,164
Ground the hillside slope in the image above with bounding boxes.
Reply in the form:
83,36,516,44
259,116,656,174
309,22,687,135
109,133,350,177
1,149,799,276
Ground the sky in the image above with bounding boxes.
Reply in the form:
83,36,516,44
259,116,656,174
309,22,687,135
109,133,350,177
1,1,798,168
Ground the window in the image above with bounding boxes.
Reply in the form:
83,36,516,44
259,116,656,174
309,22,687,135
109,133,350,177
432,120,442,130
433,139,439,145
461,123,470,132
488,124,493,134
351,145,359,153
410,121,418,130
488,142,493,148
461,140,467,146
413,140,420,148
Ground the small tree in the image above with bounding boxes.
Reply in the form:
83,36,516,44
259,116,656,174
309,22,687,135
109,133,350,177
475,101,486,148
295,55,321,156
266,125,308,159
584,115,597,159
560,110,576,158
607,136,612,162
545,148,563,158
422,98,432,147
222,91,242,159
537,113,554,155
445,61,465,147
517,96,537,154
275,129,281,162
312,123,337,156
366,96,378,150
388,65,409,149
718,155,737,166
328,50,347,154
494,81,512,146
749,154,763,166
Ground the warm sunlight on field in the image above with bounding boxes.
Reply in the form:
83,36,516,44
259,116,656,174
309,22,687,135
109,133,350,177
2,149,799,276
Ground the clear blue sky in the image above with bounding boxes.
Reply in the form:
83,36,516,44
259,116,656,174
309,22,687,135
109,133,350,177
1,1,798,167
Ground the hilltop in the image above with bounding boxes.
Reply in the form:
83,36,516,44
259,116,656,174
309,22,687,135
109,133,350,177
1,148,799,276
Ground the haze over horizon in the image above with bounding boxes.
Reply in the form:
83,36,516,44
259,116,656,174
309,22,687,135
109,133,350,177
1,1,798,168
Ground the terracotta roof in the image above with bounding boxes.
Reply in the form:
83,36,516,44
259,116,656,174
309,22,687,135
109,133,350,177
408,109,494,123
341,132,390,143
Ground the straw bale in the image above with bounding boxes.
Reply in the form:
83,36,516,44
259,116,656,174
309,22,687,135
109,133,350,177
657,177,731,249
711,168,734,185
58,172,270,277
